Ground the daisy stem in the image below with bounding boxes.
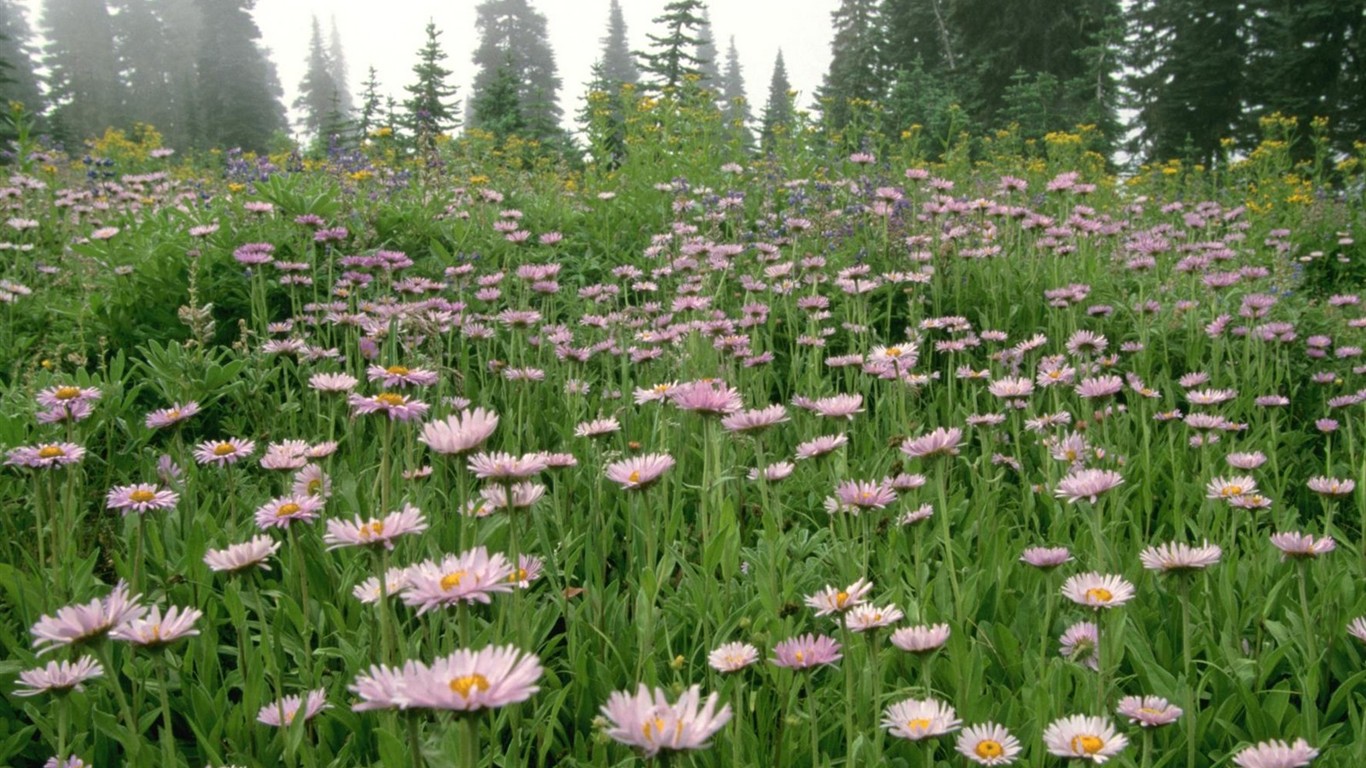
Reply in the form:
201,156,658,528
96,642,142,762
289,526,313,684
377,547,396,664
458,715,477,768
55,695,68,764
870,633,885,765
807,675,821,764
731,680,745,768
155,656,177,767
1296,561,1320,741
380,419,394,519
1179,577,1197,768
406,711,425,768
1096,609,1107,715
1143,726,1154,768
933,461,961,609
133,512,145,595
841,621,855,762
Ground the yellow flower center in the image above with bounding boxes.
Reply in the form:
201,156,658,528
277,503,301,517
440,570,467,591
642,717,666,739
508,568,528,582
364,521,384,538
130,489,156,503
55,386,81,400
307,479,322,495
1085,587,1113,603
167,409,181,420
906,717,932,733
1072,734,1104,754
794,650,805,664
887,347,902,356
37,446,64,459
149,624,162,642
212,442,236,456
376,392,406,407
1140,707,1163,715
386,365,410,376
448,673,490,698
976,739,1004,758
628,470,641,483
1222,485,1243,497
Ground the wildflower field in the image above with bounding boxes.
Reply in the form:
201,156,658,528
2,104,1366,768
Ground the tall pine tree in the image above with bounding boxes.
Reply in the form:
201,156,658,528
42,0,123,143
470,0,563,143
111,0,185,143
637,0,707,91
193,0,286,151
404,20,460,145
295,16,341,141
357,66,383,140
695,7,721,87
720,36,752,145
599,0,638,85
760,49,795,151
0,0,42,114
327,16,354,118
819,0,883,134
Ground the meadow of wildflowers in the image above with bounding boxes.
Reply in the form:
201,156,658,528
1,104,1365,767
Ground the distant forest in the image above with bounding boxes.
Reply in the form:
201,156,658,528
0,0,1361,165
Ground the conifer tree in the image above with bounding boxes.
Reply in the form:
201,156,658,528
0,0,42,114
819,0,883,133
357,66,383,140
473,51,526,140
403,20,460,145
327,16,354,117
192,0,287,151
110,0,182,141
760,49,795,150
42,0,122,142
471,0,562,143
295,16,340,140
720,36,752,145
599,0,638,85
695,6,721,87
637,0,707,91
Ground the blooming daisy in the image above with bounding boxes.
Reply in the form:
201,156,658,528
253,494,325,530
1043,714,1128,763
1055,469,1124,504
30,581,146,654
203,535,281,573
193,438,256,466
1021,546,1073,569
891,623,951,653
403,645,543,711
1060,621,1099,671
323,504,428,550
1116,695,1182,727
708,642,760,673
419,408,500,455
110,605,202,647
900,427,964,459
795,433,848,460
144,401,200,429
1139,541,1222,572
258,689,329,727
14,657,103,696
956,722,1022,765
1270,532,1336,559
467,451,549,480
5,442,86,469
601,684,732,757
804,578,873,616
770,633,842,669
105,483,179,515
402,547,516,613
845,603,904,632
1231,738,1319,768
882,697,962,741
605,454,676,491
348,391,430,421
1061,573,1136,609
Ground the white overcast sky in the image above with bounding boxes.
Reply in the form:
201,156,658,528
255,0,838,135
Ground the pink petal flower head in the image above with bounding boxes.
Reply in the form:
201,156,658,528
601,684,733,757
1116,695,1182,727
404,645,543,711
365,364,439,388
258,689,329,727
900,427,965,459
401,547,516,613
1021,546,1073,569
323,504,428,550
420,408,500,455
882,697,962,741
811,393,864,419
1043,714,1128,763
349,660,422,711
1139,540,1222,572
14,656,103,697
833,479,898,511
667,379,743,415
110,605,202,647
5,442,86,469
253,493,325,530
796,433,848,460
1061,572,1136,610
1055,469,1124,504
708,641,760,673
1348,616,1366,644
204,534,281,573
30,581,147,654
1307,476,1354,496
467,451,549,480
605,453,676,490
890,623,950,653
144,401,200,429
192,437,256,466
1074,375,1123,399
105,483,179,515
1060,621,1099,671
956,722,1023,765
770,633,842,669
804,578,873,616
1231,738,1319,768
348,391,430,421
845,603,905,632
1270,532,1336,559
721,404,789,433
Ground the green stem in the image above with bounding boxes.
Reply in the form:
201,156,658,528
933,461,960,609
97,643,142,762
1179,579,1196,768
458,715,477,768
407,712,425,768
155,657,177,767
1296,562,1320,741
807,675,821,765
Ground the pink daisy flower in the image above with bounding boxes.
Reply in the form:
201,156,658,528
30,581,146,654
14,657,103,697
1043,715,1128,762
1270,532,1335,559
1061,573,1136,609
721,404,789,433
1231,738,1318,768
105,483,178,515
796,433,848,460
144,401,200,430
770,633,842,669
110,605,202,647
1054,468,1124,504
5,442,86,469
253,494,325,530
467,451,549,480
1021,546,1073,569
882,697,962,741
708,642,760,673
804,578,873,616
667,379,743,415
1139,540,1222,572
604,454,675,490
323,504,428,550
601,684,732,757
811,393,864,419
956,722,1022,765
365,364,439,388
404,645,543,711
1116,695,1182,728
900,427,965,459
192,438,255,466
891,623,951,653
402,547,516,613
204,535,281,573
258,689,329,727
1060,621,1099,671
348,391,430,421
